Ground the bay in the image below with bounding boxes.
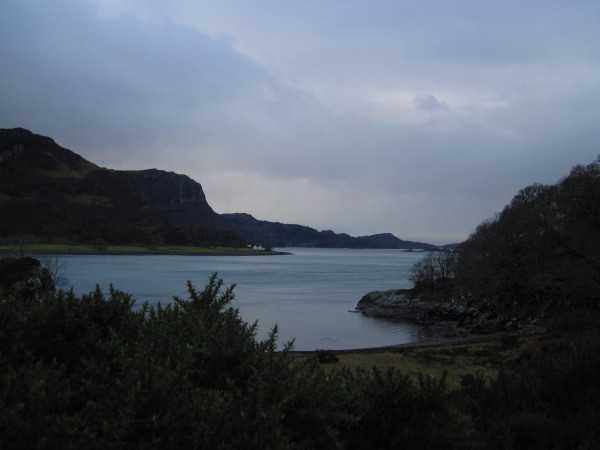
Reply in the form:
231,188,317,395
55,247,430,351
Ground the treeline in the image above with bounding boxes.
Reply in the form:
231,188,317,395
1,273,598,449
411,158,600,319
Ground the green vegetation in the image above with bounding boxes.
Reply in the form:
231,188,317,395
1,268,598,449
332,336,531,390
0,243,268,256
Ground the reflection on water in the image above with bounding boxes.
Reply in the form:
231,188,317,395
55,248,427,351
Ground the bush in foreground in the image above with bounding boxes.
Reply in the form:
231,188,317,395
1,271,599,449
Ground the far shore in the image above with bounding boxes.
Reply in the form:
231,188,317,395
0,243,291,257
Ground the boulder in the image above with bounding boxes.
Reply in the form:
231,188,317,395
0,257,54,298
356,289,445,320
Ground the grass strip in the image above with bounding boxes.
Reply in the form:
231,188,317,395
0,243,272,256
313,333,556,390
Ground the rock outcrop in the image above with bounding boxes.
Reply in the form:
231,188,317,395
356,289,537,337
356,289,442,319
0,257,54,298
127,169,225,229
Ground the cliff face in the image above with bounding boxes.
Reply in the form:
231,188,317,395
127,169,224,229
127,169,208,207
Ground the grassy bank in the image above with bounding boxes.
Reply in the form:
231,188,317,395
314,308,600,390
319,333,554,390
0,243,286,256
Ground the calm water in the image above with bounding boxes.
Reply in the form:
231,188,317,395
55,248,429,351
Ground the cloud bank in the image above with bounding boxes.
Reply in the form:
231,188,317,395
2,0,599,244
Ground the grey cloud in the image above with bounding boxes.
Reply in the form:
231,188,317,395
413,94,448,112
2,0,600,244
1,0,290,161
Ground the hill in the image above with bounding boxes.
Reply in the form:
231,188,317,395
0,128,241,247
356,233,437,250
0,128,439,249
126,169,241,246
222,213,436,249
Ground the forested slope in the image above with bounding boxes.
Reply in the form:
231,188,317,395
410,157,600,322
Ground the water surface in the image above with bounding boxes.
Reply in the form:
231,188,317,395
56,248,428,350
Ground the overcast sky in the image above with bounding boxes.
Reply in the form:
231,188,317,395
2,0,599,244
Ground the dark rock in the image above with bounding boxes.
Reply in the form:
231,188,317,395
356,289,448,321
357,289,410,316
127,169,224,229
354,289,538,339
315,350,339,364
0,257,54,298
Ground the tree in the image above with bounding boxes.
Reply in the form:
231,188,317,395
456,158,600,316
410,251,458,297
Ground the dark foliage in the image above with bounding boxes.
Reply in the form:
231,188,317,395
409,158,600,321
0,273,348,449
457,160,600,317
1,269,599,448
455,334,600,449
409,251,459,299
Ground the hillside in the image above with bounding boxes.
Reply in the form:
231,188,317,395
0,128,240,247
356,233,437,250
222,213,436,249
126,169,241,246
406,156,600,320
0,128,438,249
0,128,161,244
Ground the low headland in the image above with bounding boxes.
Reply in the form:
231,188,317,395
354,288,545,345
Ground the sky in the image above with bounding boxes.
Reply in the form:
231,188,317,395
1,0,599,245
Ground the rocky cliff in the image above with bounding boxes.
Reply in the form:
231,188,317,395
127,169,225,229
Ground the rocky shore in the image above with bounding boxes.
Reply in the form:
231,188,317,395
356,289,543,341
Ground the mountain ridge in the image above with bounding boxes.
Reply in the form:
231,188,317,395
222,213,437,249
0,128,440,249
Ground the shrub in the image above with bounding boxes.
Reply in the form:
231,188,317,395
2,270,599,449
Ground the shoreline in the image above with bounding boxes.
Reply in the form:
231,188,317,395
0,246,291,257
291,327,546,355
25,250,291,257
